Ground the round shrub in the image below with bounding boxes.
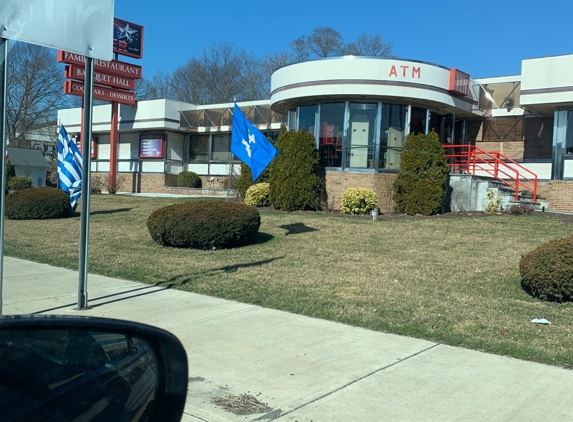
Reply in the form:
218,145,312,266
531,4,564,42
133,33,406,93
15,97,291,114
8,175,33,191
147,200,261,249
6,187,72,220
244,183,270,207
177,171,201,188
341,187,378,215
519,235,573,302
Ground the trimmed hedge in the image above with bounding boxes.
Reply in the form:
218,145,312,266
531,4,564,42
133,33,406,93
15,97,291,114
6,187,72,220
520,235,573,302
341,187,378,215
393,131,448,215
147,200,261,249
244,183,270,207
177,171,201,188
8,175,33,191
269,127,321,211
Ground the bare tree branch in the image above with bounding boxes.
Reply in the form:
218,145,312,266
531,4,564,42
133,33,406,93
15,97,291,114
7,42,69,147
308,27,343,57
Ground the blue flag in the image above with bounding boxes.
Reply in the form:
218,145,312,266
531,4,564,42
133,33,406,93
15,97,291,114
231,104,279,182
57,123,83,212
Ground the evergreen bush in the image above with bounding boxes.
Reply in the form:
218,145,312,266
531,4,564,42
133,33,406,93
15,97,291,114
244,183,270,207
6,161,15,180
6,187,72,220
341,187,379,215
392,131,448,215
520,235,573,302
147,200,260,249
237,163,253,199
177,171,201,188
8,175,33,191
269,127,321,211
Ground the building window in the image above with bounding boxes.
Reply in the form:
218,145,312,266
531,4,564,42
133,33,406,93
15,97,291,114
380,104,406,169
212,134,231,162
347,103,377,169
288,109,296,131
298,105,316,133
190,135,209,162
410,107,427,135
567,111,573,154
319,102,345,168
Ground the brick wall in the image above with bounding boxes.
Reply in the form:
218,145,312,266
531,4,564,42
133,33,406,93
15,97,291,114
324,171,397,213
471,117,525,159
478,141,525,159
538,181,573,211
482,117,524,142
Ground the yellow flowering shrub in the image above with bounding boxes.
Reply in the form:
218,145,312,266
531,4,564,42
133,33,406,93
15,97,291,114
244,183,270,207
341,187,379,215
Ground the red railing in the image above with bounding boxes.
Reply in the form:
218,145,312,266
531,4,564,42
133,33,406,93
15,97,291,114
442,145,538,202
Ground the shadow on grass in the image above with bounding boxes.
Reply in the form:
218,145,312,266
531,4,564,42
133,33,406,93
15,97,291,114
156,256,285,288
278,222,318,236
254,232,274,244
90,208,133,216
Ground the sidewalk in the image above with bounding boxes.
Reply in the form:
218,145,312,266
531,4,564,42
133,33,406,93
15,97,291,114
2,256,572,421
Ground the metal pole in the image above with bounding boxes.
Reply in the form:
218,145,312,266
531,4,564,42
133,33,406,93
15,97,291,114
0,39,8,316
78,57,94,310
226,151,232,202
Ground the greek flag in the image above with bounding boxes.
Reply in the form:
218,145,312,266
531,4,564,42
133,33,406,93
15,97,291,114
57,123,82,212
231,104,279,182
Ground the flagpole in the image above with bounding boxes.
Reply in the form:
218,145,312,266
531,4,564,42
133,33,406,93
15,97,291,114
227,102,235,202
78,57,94,310
0,39,8,316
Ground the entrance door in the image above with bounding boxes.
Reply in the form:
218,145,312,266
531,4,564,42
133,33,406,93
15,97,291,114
349,121,369,167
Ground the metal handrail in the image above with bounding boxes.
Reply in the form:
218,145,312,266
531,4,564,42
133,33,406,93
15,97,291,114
443,144,537,202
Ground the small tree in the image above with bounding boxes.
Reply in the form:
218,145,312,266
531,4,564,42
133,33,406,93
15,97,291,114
392,131,448,215
269,127,321,211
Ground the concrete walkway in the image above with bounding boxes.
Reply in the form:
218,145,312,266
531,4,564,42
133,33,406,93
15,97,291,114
2,256,572,421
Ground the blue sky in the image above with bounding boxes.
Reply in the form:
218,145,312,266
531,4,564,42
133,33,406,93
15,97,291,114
115,0,573,81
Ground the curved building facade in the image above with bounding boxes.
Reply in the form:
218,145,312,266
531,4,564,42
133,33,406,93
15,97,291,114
269,57,483,210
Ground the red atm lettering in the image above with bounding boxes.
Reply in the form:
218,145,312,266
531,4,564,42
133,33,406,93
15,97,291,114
389,65,422,79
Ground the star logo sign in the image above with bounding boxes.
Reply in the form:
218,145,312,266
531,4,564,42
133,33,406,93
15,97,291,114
116,23,138,43
241,129,256,158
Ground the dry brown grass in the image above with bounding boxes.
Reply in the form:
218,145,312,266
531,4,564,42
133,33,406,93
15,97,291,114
5,195,573,368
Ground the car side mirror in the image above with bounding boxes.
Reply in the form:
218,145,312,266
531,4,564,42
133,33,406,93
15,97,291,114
0,315,188,422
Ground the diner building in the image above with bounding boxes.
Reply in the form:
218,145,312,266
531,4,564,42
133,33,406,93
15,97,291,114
57,54,573,211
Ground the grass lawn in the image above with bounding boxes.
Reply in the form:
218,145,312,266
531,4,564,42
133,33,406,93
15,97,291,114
5,195,573,368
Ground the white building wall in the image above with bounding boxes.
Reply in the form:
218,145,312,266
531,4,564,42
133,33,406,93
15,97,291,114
521,55,573,106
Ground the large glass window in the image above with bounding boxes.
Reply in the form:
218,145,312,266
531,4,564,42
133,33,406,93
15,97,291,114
380,104,406,169
298,105,316,133
189,135,209,162
566,111,573,154
319,102,345,167
347,103,377,168
410,107,427,135
288,109,296,131
212,134,231,161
